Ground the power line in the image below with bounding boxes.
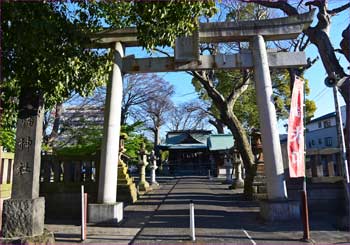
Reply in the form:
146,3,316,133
314,88,330,102
175,91,198,98
310,87,327,101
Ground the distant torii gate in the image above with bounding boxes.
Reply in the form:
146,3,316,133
88,11,314,223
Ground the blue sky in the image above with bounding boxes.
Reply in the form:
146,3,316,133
125,2,349,136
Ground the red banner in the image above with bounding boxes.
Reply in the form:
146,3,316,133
288,77,305,178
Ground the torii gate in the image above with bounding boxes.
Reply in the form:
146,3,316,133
88,11,314,223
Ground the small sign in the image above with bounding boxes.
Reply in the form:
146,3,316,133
175,31,199,62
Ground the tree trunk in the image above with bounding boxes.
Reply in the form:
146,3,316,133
340,24,350,63
209,118,225,134
305,28,347,79
221,108,255,198
154,126,161,166
121,106,128,125
47,103,62,145
154,125,160,151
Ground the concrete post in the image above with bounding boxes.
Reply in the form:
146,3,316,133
88,42,124,224
252,35,287,200
97,42,124,204
149,150,159,186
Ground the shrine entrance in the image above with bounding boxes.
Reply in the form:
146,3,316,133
86,10,315,224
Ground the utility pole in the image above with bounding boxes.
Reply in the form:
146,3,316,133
333,83,350,231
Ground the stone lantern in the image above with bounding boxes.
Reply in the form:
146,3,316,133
251,129,265,175
251,129,267,199
231,147,244,189
137,143,152,193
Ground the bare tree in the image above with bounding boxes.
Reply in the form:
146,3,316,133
168,101,209,131
132,80,175,149
122,73,172,125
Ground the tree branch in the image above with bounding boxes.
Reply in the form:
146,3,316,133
154,48,171,57
300,36,310,51
297,0,305,9
327,3,350,16
241,0,298,15
227,70,251,108
304,56,319,70
191,71,226,108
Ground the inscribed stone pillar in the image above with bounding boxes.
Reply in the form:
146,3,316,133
2,90,45,238
11,94,44,199
252,35,287,200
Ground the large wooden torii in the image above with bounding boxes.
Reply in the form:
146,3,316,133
88,11,314,223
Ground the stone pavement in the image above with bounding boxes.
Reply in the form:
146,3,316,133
46,176,350,244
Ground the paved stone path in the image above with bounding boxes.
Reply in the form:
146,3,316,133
46,176,350,244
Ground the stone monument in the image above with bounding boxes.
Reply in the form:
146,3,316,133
2,91,47,239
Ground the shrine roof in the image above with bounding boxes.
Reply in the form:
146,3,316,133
159,144,207,150
207,134,234,151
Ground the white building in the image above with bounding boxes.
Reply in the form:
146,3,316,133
61,106,104,128
305,105,346,149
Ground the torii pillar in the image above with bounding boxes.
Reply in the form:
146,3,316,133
252,35,287,200
252,35,299,221
88,42,124,223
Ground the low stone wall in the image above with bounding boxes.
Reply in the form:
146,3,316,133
287,177,345,214
40,182,98,220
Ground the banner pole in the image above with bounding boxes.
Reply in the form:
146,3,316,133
299,76,310,241
301,181,310,240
